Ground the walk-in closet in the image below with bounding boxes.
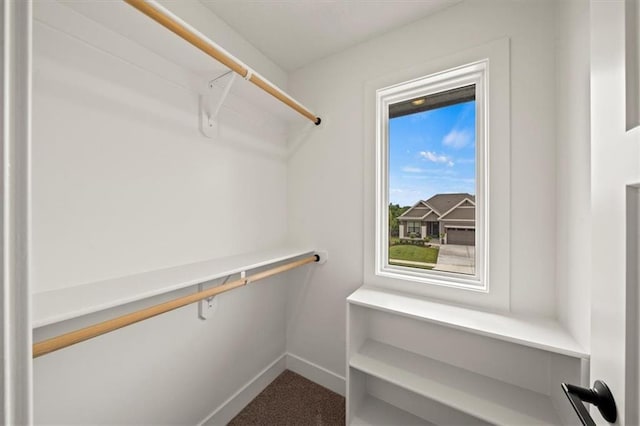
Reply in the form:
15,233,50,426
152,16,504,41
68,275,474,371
2,0,639,424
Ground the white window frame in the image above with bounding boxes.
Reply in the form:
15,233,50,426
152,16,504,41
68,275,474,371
363,38,510,312
375,61,488,291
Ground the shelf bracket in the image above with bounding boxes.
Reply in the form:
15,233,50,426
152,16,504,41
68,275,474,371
197,282,217,320
198,274,232,320
201,71,236,138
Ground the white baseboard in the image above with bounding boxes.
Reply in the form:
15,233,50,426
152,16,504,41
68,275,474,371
197,352,346,425
198,353,287,426
286,353,346,396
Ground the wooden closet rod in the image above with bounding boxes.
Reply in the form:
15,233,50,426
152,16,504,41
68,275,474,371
33,254,319,358
123,0,322,126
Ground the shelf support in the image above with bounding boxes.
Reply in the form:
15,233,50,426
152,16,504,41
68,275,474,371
197,283,217,320
197,273,231,320
201,71,236,139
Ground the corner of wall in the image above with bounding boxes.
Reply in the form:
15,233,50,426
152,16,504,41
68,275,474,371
553,0,591,351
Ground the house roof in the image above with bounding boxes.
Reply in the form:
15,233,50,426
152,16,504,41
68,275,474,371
401,208,430,218
398,193,476,223
398,200,430,218
398,209,440,221
423,193,475,215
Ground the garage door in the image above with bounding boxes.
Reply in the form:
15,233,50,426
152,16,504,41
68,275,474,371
447,228,475,246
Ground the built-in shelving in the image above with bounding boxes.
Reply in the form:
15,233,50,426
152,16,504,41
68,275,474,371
347,285,586,425
33,247,314,328
348,286,588,359
351,396,432,426
351,340,560,425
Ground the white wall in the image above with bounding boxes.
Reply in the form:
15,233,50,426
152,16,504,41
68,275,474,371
287,0,558,379
32,1,291,423
554,0,591,350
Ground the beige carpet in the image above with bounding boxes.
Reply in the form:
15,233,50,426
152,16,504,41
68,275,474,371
228,370,345,425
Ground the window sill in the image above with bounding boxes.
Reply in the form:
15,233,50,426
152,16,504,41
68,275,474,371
347,286,588,359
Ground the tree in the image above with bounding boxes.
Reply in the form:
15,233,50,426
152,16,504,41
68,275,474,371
388,203,410,237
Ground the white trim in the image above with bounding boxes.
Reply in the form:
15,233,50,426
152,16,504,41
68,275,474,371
2,0,33,423
198,353,287,425
445,225,476,230
286,353,346,396
440,219,476,222
363,37,511,312
375,61,487,289
438,197,476,220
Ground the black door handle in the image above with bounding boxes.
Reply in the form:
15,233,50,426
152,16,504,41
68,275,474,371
562,380,617,425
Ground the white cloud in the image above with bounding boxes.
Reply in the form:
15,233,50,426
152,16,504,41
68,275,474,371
401,166,426,173
419,151,455,167
443,128,472,149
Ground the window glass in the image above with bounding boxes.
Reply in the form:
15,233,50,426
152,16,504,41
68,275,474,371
388,86,477,276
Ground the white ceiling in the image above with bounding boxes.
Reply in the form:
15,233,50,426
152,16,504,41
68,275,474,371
199,0,461,71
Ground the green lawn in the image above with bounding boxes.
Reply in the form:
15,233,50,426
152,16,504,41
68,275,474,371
389,245,439,264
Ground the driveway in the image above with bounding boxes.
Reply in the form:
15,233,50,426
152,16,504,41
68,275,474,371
433,244,475,275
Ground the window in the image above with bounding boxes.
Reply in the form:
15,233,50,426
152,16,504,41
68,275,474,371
376,61,487,290
406,221,421,237
427,222,439,237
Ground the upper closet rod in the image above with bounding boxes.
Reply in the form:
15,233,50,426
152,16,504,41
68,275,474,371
124,0,322,126
32,254,320,358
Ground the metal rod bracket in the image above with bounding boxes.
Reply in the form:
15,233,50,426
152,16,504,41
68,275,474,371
314,250,328,264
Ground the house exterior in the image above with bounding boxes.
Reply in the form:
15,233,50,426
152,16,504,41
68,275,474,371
397,193,475,245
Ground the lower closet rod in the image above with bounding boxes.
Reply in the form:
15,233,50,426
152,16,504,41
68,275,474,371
33,254,319,358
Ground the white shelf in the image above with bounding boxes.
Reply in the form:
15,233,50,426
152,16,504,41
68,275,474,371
348,286,588,359
351,340,561,426
33,247,315,328
351,396,432,426
34,0,308,125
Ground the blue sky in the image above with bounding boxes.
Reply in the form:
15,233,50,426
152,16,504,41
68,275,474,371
389,100,476,207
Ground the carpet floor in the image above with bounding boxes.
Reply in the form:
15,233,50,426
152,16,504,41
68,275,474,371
228,370,345,426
